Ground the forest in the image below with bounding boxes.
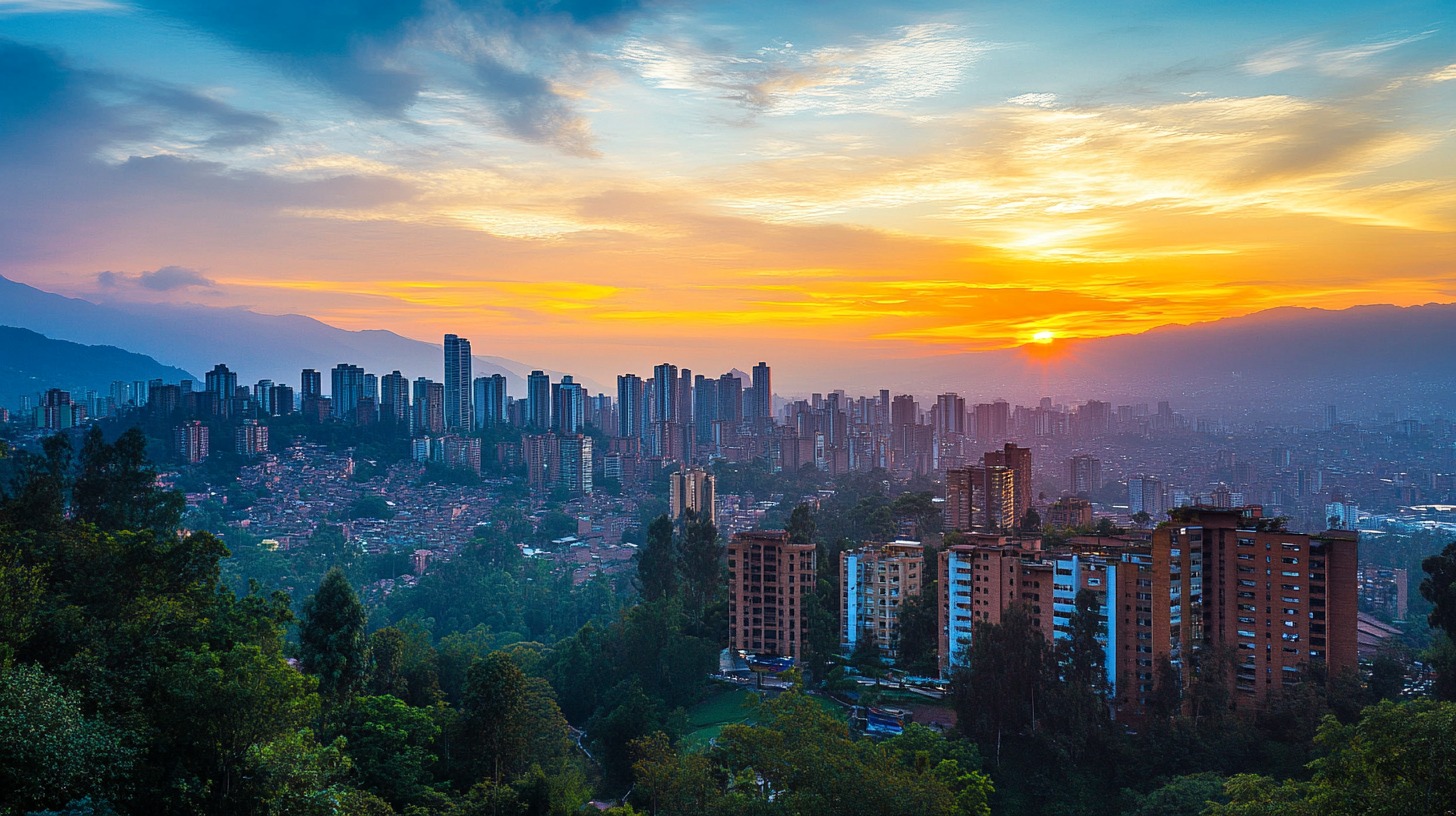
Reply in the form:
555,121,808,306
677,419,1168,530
1,427,1455,816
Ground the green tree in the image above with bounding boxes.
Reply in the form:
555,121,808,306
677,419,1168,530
332,695,441,809
677,510,721,620
73,426,184,533
953,603,1054,767
0,663,129,814
299,567,369,706
1420,540,1456,700
637,515,678,602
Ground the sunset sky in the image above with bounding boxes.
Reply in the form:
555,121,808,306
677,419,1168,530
3,0,1454,385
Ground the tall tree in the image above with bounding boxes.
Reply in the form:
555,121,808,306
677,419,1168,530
953,604,1054,767
73,427,184,533
456,651,530,786
637,515,678,602
676,510,721,619
299,568,368,706
1420,541,1456,700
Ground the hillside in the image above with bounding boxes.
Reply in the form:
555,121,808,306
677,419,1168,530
0,326,196,408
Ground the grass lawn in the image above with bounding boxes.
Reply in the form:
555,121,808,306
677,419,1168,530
682,686,848,750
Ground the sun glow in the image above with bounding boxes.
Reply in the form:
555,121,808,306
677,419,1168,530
1032,329,1056,344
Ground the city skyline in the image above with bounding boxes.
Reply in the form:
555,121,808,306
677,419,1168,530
3,1,1454,381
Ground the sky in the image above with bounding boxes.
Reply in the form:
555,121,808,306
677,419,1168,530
2,0,1454,387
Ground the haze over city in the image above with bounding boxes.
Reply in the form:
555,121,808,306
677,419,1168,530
4,0,1455,386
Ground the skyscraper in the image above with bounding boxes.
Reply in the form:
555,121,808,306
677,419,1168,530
652,363,678,421
983,443,1033,525
473,374,507,430
1069,454,1102,495
413,377,444,434
617,374,644,438
527,370,551,430
556,376,585,434
716,373,743,425
301,368,322,399
330,363,366,420
205,364,237,417
669,467,716,520
380,371,410,426
750,361,771,424
444,334,472,431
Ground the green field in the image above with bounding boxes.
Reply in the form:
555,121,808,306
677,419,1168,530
682,686,849,750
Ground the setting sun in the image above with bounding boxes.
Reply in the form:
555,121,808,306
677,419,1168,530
1032,330,1056,344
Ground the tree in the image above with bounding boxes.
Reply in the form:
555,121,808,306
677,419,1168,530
953,604,1054,767
73,426,184,533
299,568,368,706
0,663,129,814
1420,541,1456,700
637,515,678,602
1130,510,1152,529
677,510,721,620
457,651,531,785
1019,507,1042,534
331,695,441,809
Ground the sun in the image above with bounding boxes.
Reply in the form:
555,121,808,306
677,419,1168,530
1032,330,1056,344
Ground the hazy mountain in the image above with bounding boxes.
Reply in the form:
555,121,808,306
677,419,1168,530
0,326,196,407
882,302,1456,412
0,275,582,394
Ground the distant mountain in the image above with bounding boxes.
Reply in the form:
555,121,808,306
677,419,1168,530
850,302,1456,412
0,276,582,395
0,326,196,407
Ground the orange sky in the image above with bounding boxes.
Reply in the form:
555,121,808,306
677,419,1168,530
4,2,1455,386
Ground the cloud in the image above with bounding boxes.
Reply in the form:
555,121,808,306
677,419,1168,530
619,22,988,116
97,265,218,291
0,0,122,13
126,0,657,153
1244,31,1435,78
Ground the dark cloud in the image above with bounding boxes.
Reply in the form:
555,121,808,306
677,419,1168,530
139,265,216,290
94,266,217,292
128,0,663,153
473,58,598,157
0,39,417,267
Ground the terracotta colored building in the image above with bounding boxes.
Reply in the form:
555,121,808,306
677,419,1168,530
728,530,816,661
841,541,925,661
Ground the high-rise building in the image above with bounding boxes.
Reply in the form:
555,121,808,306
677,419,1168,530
973,401,1010,443
1155,508,1358,710
413,377,445,434
557,435,593,495
983,443,1033,525
556,376,585,434
716,373,743,425
270,384,295,416
380,371,410,426
1069,454,1102,495
444,334,472,431
669,467,716,520
652,363,678,421
750,361,771,424
174,420,210,464
617,374,645,438
694,375,718,445
728,530,815,660
527,370,551,429
205,364,237,417
235,419,269,456
301,369,322,399
1128,475,1166,519
40,388,73,431
473,374,507,430
841,540,924,661
254,379,275,415
330,364,366,420
938,535,1055,675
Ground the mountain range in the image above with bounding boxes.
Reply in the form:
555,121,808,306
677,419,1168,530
0,275,581,396
0,326,195,407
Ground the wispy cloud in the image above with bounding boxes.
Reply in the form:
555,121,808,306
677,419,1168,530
1244,31,1436,77
619,23,989,116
